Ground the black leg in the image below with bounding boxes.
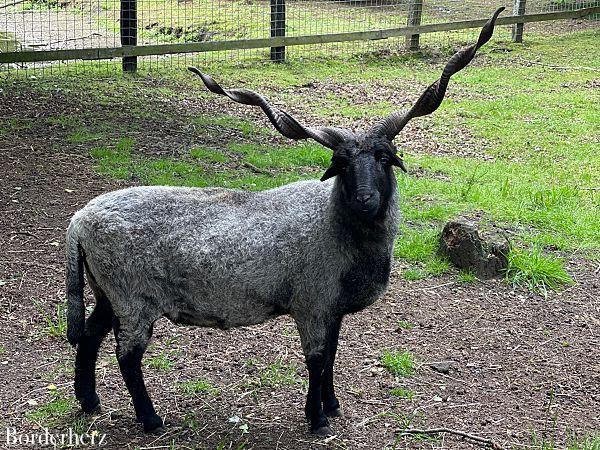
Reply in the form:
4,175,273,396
321,319,342,418
115,322,163,433
74,295,113,413
305,353,332,436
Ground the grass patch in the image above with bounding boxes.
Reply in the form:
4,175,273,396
36,301,67,340
90,138,321,190
0,118,33,137
380,350,416,377
458,269,477,283
402,268,425,281
26,391,76,428
190,147,230,163
394,226,440,262
145,350,176,371
390,388,415,400
505,246,573,295
532,432,600,450
180,378,219,397
193,114,264,137
396,320,414,331
67,128,103,144
257,359,301,389
230,142,330,170
394,225,451,278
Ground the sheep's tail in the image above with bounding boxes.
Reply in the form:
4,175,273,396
66,225,85,347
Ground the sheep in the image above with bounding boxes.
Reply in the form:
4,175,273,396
66,8,503,437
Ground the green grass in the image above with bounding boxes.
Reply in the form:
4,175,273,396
26,391,76,427
145,350,176,371
36,301,68,339
257,359,301,389
190,147,230,163
89,138,322,190
505,245,574,295
67,127,103,144
532,432,600,450
193,114,264,137
380,350,416,377
396,320,414,331
390,387,415,400
230,142,330,170
0,118,33,137
458,269,477,283
394,225,452,279
180,378,220,397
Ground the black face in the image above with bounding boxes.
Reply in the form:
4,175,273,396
321,135,405,220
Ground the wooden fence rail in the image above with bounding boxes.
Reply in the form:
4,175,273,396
1,6,598,67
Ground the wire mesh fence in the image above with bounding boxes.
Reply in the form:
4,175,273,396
0,0,599,75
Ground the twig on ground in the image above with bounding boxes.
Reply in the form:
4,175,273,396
10,230,39,240
0,0,26,9
399,427,505,449
242,161,272,175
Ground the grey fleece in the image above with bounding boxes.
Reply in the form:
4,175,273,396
66,178,399,357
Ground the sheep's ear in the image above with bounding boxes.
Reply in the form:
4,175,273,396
389,152,408,173
320,165,341,182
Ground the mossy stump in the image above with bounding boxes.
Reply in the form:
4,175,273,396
439,219,509,279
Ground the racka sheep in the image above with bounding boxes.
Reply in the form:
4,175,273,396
66,8,503,436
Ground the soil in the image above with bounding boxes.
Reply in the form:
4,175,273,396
0,73,599,450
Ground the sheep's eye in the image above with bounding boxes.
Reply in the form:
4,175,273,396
377,152,390,164
333,157,349,169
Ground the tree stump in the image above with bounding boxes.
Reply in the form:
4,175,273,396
439,219,509,279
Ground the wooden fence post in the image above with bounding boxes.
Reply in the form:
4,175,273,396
120,0,137,72
512,0,526,42
406,0,423,51
270,0,285,62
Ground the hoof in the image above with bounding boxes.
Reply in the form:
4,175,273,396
312,425,334,437
139,415,165,434
325,407,343,418
80,394,101,414
145,425,165,435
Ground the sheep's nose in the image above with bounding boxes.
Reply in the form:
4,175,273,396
356,193,373,204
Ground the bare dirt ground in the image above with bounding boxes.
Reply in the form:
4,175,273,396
1,70,599,450
0,8,118,51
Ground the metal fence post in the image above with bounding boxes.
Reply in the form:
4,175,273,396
121,0,138,72
512,0,526,42
270,0,286,62
406,0,423,51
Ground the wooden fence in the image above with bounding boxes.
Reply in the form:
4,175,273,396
1,3,599,71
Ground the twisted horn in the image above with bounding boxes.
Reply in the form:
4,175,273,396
188,67,352,149
370,7,505,140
